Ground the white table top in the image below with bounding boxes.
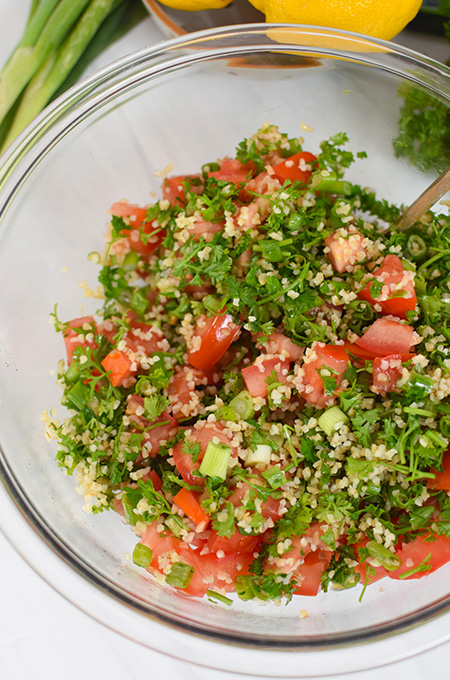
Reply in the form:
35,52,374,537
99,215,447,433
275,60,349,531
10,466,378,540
2,2,450,679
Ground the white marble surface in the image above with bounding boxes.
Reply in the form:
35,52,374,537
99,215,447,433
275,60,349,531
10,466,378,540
3,2,450,678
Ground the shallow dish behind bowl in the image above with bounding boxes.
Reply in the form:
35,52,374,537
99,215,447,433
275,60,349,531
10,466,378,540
1,24,450,677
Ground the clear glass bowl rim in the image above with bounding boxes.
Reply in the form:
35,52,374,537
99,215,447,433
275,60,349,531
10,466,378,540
2,23,450,673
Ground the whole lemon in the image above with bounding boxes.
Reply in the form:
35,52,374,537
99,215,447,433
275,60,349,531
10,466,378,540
248,0,422,40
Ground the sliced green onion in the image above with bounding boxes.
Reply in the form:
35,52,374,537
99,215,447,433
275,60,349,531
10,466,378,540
403,406,434,417
398,553,432,580
130,288,150,317
122,492,139,526
64,360,81,382
123,250,140,271
234,574,267,601
65,380,89,410
261,466,287,489
206,589,233,606
132,543,153,568
165,562,194,589
315,176,353,195
199,441,232,480
406,234,427,261
202,161,220,174
318,406,349,437
229,390,255,420
203,295,225,314
366,541,401,571
245,444,272,467
347,299,374,321
404,372,434,399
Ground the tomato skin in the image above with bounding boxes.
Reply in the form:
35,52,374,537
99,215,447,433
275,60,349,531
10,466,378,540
325,228,367,273
297,343,349,408
372,354,413,394
428,449,450,491
173,488,210,528
63,316,97,365
187,314,241,371
241,355,290,399
110,202,163,257
357,254,417,318
356,318,415,356
272,151,317,184
388,533,450,580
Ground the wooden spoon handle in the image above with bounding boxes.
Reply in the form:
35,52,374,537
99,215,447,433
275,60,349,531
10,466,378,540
396,165,450,232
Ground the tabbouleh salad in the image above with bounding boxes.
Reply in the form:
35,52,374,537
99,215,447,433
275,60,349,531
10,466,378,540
45,123,450,604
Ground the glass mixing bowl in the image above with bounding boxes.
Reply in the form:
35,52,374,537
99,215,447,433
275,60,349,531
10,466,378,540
2,24,450,678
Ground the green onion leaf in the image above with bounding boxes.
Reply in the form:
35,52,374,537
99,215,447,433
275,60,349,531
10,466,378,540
366,541,401,571
206,589,233,605
132,543,153,568
165,562,194,589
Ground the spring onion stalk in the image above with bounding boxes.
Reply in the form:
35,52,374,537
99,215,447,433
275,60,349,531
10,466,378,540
2,0,122,150
366,541,401,571
132,543,153,568
403,406,434,417
245,443,272,467
318,406,349,437
199,441,232,480
0,0,92,125
0,0,145,153
165,562,194,589
261,466,287,489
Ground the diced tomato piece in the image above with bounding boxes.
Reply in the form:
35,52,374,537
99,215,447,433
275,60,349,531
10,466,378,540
172,423,236,486
110,201,163,257
357,254,417,318
124,321,166,355
428,449,450,491
187,217,225,242
261,495,284,521
162,176,187,205
272,151,317,184
353,538,388,585
126,394,179,459
208,528,261,555
389,533,450,580
173,488,210,528
267,522,332,575
176,547,253,597
292,550,332,596
187,314,241,372
142,469,163,491
325,227,367,273
241,355,290,399
372,354,412,394
101,349,133,387
356,318,415,356
296,343,349,408
63,316,97,365
241,172,282,202
341,340,379,362
254,332,304,362
141,522,182,565
168,366,208,421
209,158,252,184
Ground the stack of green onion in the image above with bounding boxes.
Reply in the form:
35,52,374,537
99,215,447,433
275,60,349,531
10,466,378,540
0,0,146,154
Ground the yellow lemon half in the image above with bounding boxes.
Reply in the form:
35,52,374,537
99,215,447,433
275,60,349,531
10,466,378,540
249,0,422,40
158,0,232,10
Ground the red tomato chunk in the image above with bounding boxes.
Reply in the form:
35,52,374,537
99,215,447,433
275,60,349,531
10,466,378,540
357,254,417,318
